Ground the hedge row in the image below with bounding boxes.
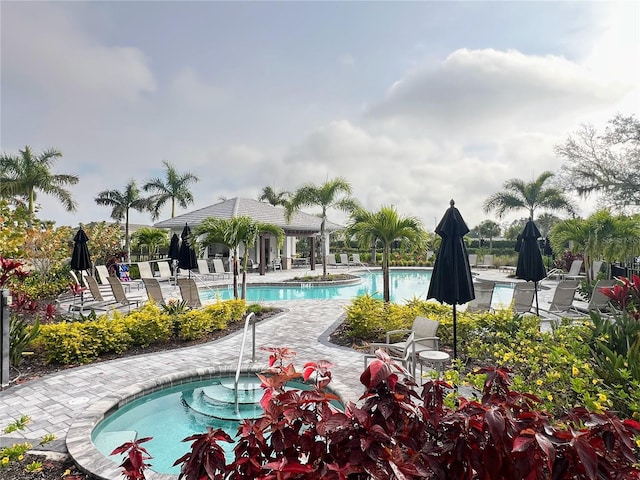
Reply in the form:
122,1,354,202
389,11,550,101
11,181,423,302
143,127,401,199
34,299,246,365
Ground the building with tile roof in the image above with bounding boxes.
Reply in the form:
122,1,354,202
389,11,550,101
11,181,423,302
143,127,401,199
154,197,343,272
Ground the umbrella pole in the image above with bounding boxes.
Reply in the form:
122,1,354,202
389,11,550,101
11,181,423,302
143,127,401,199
534,281,540,316
453,305,458,360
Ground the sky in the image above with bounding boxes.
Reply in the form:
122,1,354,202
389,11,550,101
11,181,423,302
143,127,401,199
1,1,639,232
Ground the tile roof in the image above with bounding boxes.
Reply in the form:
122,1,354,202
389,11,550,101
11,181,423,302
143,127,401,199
153,197,343,234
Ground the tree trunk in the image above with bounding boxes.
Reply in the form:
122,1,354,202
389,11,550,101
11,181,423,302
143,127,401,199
383,245,391,303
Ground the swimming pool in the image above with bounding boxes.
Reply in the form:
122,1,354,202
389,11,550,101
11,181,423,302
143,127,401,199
200,269,514,306
91,376,340,475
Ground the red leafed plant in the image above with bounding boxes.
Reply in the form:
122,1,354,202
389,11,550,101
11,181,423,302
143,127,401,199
110,436,153,480
600,274,640,318
115,347,640,479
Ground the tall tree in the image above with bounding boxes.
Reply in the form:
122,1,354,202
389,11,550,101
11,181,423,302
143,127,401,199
194,216,284,299
285,177,359,278
476,219,501,252
0,146,79,218
535,212,561,238
143,160,199,219
550,210,640,281
132,227,168,260
347,205,426,302
95,180,154,262
556,114,640,209
258,186,290,207
483,171,576,221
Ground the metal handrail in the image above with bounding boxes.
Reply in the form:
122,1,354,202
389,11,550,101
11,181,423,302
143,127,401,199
234,312,256,414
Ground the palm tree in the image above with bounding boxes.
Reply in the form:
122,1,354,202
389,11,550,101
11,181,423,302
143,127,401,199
132,227,168,260
347,206,426,302
0,146,79,219
476,219,501,252
194,216,284,299
285,177,359,277
550,210,640,281
95,180,154,262
143,161,199,219
483,171,575,221
258,186,290,207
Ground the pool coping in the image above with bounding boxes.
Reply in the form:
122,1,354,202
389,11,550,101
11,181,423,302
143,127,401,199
67,365,263,480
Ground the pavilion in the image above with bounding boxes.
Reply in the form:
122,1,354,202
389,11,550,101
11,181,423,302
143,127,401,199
153,197,343,273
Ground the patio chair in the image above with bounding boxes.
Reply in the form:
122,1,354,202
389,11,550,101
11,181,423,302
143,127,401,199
512,281,536,314
564,259,585,280
571,279,616,315
156,261,174,281
339,254,350,267
212,258,231,279
81,275,118,310
326,255,339,268
539,279,580,317
271,257,282,271
477,254,495,269
177,277,202,308
467,280,496,312
351,253,365,266
106,277,142,312
363,331,415,376
385,316,440,374
468,253,478,267
95,265,111,285
194,259,218,280
142,277,167,306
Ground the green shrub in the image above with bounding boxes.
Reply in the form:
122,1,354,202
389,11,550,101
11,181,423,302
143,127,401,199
37,322,102,364
9,315,40,366
225,299,247,321
115,304,173,347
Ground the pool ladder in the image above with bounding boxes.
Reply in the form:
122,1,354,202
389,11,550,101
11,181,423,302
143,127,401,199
234,312,256,414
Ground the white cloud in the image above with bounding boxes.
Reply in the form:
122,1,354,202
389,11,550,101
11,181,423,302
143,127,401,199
3,2,155,105
366,48,633,139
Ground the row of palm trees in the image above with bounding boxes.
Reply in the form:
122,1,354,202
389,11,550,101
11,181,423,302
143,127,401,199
4,146,639,301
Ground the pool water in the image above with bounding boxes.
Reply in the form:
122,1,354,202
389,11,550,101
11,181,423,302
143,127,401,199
200,269,514,307
92,378,334,474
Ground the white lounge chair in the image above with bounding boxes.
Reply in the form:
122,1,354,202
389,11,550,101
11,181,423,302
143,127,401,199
177,277,202,308
571,279,616,314
468,254,478,267
385,316,440,376
467,280,496,312
339,253,350,267
512,282,536,314
156,261,174,280
326,255,338,268
539,279,580,317
212,258,231,279
564,259,585,280
351,253,365,266
194,259,218,280
364,331,415,376
477,254,495,269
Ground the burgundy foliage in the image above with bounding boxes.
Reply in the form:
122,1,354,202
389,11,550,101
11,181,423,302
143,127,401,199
115,347,640,479
110,436,153,480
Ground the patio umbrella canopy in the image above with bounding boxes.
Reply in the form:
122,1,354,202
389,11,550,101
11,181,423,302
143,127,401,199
427,199,475,360
168,233,180,261
70,227,92,272
515,219,546,315
178,223,198,274
168,233,180,275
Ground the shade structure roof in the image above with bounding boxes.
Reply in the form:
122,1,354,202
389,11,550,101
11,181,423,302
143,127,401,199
153,197,343,235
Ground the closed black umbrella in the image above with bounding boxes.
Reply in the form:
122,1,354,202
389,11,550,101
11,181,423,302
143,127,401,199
168,233,180,261
168,233,180,277
178,223,198,276
515,219,546,315
427,200,475,360
70,227,92,272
